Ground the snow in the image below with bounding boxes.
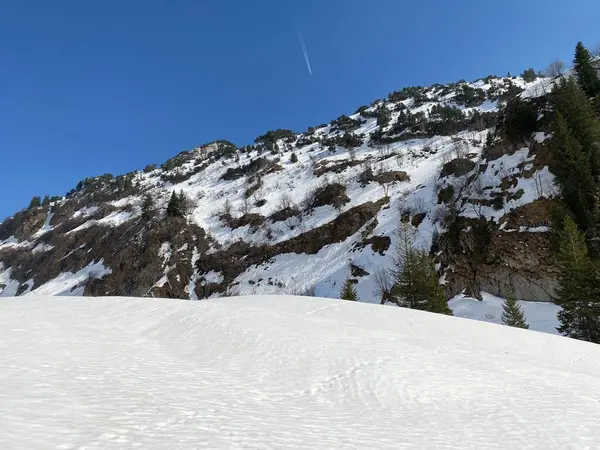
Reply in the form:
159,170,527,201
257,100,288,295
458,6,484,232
27,260,112,296
0,265,20,297
0,235,31,251
0,294,598,449
31,242,54,254
32,211,54,238
67,210,135,234
449,292,561,335
72,206,99,219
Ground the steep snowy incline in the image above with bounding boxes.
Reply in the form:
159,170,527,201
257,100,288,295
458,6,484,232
1,295,599,449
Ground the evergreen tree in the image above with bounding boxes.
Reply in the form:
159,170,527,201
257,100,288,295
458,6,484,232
389,223,452,315
142,194,154,220
41,195,50,207
550,111,596,230
340,279,359,301
573,41,600,98
290,152,298,163
28,196,41,209
166,191,182,217
550,78,600,179
178,190,188,216
501,292,529,329
554,216,600,343
520,68,537,82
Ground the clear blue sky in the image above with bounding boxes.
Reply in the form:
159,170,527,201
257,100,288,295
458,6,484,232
1,0,599,220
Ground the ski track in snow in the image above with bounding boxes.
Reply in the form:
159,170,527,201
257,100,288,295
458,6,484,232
1,295,599,449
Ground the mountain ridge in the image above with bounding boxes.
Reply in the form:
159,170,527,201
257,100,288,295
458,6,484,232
0,66,569,325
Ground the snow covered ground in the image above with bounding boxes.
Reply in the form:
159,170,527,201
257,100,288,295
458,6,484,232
1,295,598,449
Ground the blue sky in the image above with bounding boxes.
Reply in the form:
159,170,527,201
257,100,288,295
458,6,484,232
1,0,599,219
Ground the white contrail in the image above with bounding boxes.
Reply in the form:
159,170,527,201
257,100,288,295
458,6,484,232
298,32,312,75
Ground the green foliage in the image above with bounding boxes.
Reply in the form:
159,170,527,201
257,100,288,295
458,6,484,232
41,195,50,207
549,77,600,231
388,86,424,103
255,129,296,145
521,68,537,82
330,114,365,133
454,84,486,107
376,107,391,128
340,133,363,148
355,105,368,115
143,164,156,173
290,152,298,163
389,223,452,315
142,194,154,221
340,279,359,301
501,292,529,329
166,191,186,218
28,196,41,209
502,97,538,143
161,152,190,171
573,41,600,98
550,111,596,230
554,216,600,343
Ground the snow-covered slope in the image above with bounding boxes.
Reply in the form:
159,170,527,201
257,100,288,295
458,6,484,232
0,73,562,329
0,295,598,449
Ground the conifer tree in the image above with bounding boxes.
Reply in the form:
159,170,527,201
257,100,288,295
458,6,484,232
142,194,154,220
389,223,452,315
290,152,298,163
28,196,41,209
551,78,600,179
554,216,600,343
166,191,182,217
178,190,188,216
501,292,529,329
42,195,50,207
550,111,596,230
340,279,359,301
573,41,600,98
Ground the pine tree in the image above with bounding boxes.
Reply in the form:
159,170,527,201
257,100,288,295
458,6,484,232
554,216,600,343
166,191,182,217
550,111,596,230
389,223,452,315
142,194,154,220
41,195,50,207
551,78,600,179
28,196,41,209
178,190,188,216
290,152,298,163
520,68,537,82
501,292,529,329
340,279,359,301
573,41,600,98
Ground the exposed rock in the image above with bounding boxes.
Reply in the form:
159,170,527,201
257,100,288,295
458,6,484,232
440,158,476,178
375,171,410,184
309,183,350,209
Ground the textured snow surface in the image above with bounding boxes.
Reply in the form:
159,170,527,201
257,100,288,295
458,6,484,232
1,295,599,449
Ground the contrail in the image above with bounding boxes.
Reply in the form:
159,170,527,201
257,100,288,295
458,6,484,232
298,31,312,75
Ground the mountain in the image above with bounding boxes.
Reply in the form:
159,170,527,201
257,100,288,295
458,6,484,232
0,63,587,327
1,294,599,449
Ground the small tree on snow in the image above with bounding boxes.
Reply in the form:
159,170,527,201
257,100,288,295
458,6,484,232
340,279,359,301
389,222,452,315
501,292,529,329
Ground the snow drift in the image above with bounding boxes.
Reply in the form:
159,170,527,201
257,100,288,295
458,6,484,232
1,295,599,449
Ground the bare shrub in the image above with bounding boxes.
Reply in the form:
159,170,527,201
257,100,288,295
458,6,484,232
378,144,392,159
396,151,405,168
347,147,357,161
277,193,294,211
373,266,393,304
453,140,469,159
545,58,564,78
